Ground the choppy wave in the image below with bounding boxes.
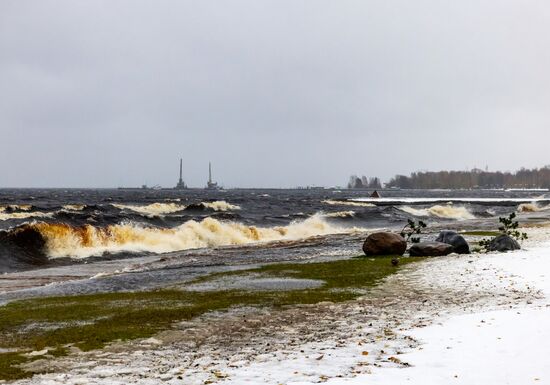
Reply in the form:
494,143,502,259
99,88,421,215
323,211,355,218
517,202,550,213
62,204,87,211
399,205,475,220
5,214,351,259
201,201,241,211
112,202,186,216
112,200,240,216
322,200,375,208
0,205,33,212
0,211,53,221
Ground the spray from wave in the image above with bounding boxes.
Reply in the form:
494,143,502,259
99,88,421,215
322,200,375,208
399,205,475,220
9,214,352,259
517,202,550,213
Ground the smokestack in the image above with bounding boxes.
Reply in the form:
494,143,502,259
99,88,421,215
209,162,212,184
176,158,187,189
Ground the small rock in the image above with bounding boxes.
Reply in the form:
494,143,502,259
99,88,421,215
487,234,520,252
409,241,454,257
435,230,470,254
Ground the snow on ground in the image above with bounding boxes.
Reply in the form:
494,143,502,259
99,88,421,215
293,239,550,385
360,307,550,385
11,229,550,385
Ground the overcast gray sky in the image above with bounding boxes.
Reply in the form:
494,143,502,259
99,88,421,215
1,0,549,188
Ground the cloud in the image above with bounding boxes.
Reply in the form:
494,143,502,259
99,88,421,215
1,0,549,187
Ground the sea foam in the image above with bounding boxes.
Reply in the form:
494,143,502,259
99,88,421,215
399,205,475,220
26,214,352,259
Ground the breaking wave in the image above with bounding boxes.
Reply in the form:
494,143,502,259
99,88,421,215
322,200,375,208
62,204,87,212
112,201,240,216
201,201,241,211
399,205,475,220
323,211,355,218
0,205,33,212
4,214,351,259
517,202,550,213
0,210,53,221
112,202,186,216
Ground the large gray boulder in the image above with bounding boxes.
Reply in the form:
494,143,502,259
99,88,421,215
435,230,470,254
363,232,407,256
409,241,454,257
487,234,520,252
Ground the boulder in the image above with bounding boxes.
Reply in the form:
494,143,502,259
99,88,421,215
363,232,407,256
487,234,520,252
409,241,454,257
435,230,470,254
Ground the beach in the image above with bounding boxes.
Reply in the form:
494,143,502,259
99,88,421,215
1,228,547,384
296,232,550,385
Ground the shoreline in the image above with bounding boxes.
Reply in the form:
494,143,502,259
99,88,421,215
2,227,548,384
3,210,540,302
298,236,550,385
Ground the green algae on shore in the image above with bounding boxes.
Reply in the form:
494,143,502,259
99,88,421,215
0,256,417,381
460,230,502,237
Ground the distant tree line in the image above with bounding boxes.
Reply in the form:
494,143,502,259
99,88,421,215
348,175,382,189
385,166,550,189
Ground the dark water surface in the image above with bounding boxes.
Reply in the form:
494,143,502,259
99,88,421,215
1,188,548,302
